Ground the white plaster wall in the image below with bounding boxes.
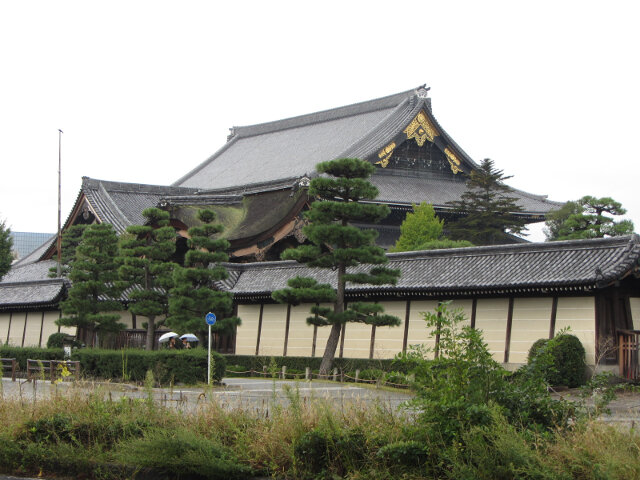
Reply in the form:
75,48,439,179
475,298,509,362
554,297,596,365
286,304,315,357
41,311,63,346
23,311,44,347
509,297,553,364
257,304,287,356
7,312,26,347
373,301,407,359
341,320,373,359
630,298,640,330
406,300,440,358
0,313,10,343
235,304,262,355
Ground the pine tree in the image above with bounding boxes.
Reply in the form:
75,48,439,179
119,208,176,350
545,196,635,240
48,224,87,278
275,158,401,374
167,209,240,344
57,223,126,346
0,219,13,280
390,202,443,252
446,158,526,245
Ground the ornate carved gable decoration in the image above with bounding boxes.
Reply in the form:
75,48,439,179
404,111,437,147
375,110,464,174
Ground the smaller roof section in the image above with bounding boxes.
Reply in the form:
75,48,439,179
225,235,640,300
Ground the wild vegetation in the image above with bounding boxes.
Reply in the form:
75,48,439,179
1,305,637,479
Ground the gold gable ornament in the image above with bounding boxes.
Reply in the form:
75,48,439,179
403,111,438,147
375,142,396,168
444,147,463,174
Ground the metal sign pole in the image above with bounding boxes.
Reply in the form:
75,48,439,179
205,312,216,385
208,323,212,385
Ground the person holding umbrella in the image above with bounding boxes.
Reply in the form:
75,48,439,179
180,333,199,349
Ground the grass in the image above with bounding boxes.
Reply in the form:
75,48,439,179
1,382,640,479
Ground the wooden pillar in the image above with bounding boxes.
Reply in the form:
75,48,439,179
57,310,61,333
21,312,28,347
470,298,478,329
549,297,558,339
369,325,377,359
402,300,411,353
504,297,514,363
6,312,12,344
38,311,45,347
311,325,318,357
283,304,291,356
434,302,442,359
132,313,137,330
255,304,264,356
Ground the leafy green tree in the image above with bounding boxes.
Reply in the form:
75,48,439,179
57,223,126,346
446,158,526,245
545,195,634,240
0,218,12,280
48,224,87,278
276,158,401,375
390,202,473,252
167,209,240,344
119,208,176,350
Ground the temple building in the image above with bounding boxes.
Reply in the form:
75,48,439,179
2,85,638,373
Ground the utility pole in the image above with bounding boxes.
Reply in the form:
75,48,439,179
57,129,63,277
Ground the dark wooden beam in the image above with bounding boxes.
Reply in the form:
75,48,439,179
283,304,291,356
402,300,411,353
549,297,558,339
504,297,514,363
255,304,264,356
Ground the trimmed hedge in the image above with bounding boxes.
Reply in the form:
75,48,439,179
72,349,226,384
0,347,225,384
222,354,408,375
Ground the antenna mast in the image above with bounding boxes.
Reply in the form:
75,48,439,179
56,129,63,277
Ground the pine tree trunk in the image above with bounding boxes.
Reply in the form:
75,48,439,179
146,316,156,351
319,322,342,376
319,262,345,376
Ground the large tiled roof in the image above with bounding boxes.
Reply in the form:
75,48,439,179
172,86,560,215
0,260,66,310
370,174,562,214
225,235,640,300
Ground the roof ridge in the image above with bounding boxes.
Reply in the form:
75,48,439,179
230,88,416,140
83,177,198,195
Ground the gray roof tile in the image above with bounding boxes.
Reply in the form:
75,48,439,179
226,235,640,299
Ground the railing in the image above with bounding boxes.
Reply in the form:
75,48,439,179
0,358,17,381
618,329,640,380
26,359,81,383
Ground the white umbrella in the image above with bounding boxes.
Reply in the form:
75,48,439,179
158,331,179,343
180,333,199,342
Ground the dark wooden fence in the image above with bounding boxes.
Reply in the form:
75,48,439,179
618,329,640,380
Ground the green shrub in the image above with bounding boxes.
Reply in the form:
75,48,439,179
359,369,385,381
71,348,226,384
222,354,409,376
376,440,429,468
527,334,586,387
294,428,368,476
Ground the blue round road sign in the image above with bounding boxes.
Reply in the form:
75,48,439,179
205,313,217,325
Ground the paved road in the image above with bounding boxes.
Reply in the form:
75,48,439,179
0,376,413,414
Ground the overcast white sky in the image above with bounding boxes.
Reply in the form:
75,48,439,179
1,1,638,243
